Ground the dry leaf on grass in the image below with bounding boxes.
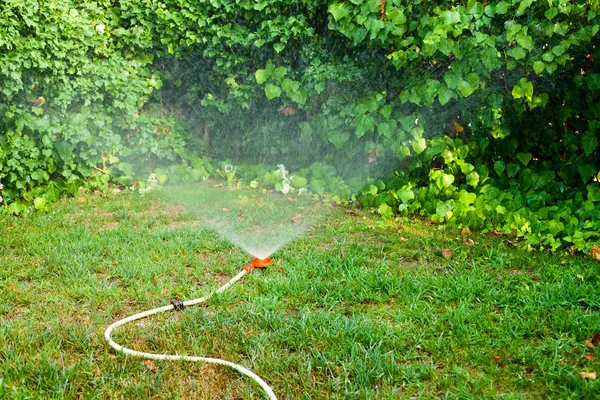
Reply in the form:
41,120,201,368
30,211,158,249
581,371,596,380
292,214,301,224
441,249,453,258
584,353,596,361
502,239,517,248
461,227,471,237
400,237,408,242
585,339,596,350
396,225,404,232
463,239,475,246
492,354,501,364
592,332,600,344
144,359,155,370
77,196,86,203
590,245,600,261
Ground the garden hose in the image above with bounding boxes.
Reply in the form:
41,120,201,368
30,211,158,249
104,258,276,400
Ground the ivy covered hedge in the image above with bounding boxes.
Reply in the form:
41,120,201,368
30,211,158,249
1,1,600,253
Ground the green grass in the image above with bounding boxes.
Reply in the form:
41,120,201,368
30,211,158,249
0,190,599,399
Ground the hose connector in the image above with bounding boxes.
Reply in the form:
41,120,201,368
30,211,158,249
242,257,272,273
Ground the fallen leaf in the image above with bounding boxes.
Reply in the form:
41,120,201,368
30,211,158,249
292,214,301,224
576,274,584,282
344,209,356,215
461,227,471,237
33,96,46,106
279,105,297,116
77,196,86,203
400,237,408,242
396,225,404,232
592,332,600,344
454,121,464,133
590,245,600,261
585,353,596,361
502,239,517,248
113,187,121,195
569,246,577,255
581,371,596,380
415,344,422,350
144,359,155,370
463,239,475,246
222,208,229,212
492,354,501,364
441,249,453,258
367,149,378,164
585,339,596,350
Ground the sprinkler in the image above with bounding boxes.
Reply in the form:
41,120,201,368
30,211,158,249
104,257,277,400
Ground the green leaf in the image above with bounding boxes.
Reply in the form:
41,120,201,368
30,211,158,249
291,175,308,188
272,66,288,81
457,80,475,97
533,61,545,74
516,0,533,15
547,219,564,235
378,120,397,139
458,189,476,205
516,33,533,50
516,152,532,166
438,86,454,105
281,78,300,95
544,8,558,20
512,78,534,101
255,69,269,84
442,173,455,188
546,62,558,75
508,47,526,60
587,184,600,202
328,2,349,21
582,131,598,156
467,171,480,187
495,1,509,14
506,163,521,178
578,163,596,183
389,10,407,25
310,179,326,195
397,188,415,203
378,203,395,219
440,10,461,24
412,138,427,154
264,84,282,99
33,197,46,210
328,130,349,148
481,47,501,71
356,114,375,138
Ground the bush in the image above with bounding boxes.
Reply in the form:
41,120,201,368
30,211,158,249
1,0,599,252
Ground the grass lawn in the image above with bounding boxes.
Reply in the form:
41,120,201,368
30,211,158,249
1,190,599,399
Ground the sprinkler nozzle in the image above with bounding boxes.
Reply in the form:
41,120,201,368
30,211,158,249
242,257,272,273
251,257,272,268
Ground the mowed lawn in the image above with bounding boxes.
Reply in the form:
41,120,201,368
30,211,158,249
0,191,599,399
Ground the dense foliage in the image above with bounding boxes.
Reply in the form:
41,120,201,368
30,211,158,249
1,0,599,253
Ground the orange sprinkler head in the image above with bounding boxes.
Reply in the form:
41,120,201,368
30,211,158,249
251,257,272,269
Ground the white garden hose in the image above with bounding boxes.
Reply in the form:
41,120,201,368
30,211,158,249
104,263,277,400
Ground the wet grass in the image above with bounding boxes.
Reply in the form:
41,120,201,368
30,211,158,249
0,190,599,399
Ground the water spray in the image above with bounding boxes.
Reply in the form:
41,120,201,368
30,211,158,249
104,257,276,399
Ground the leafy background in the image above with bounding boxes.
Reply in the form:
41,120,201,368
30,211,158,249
1,0,599,254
